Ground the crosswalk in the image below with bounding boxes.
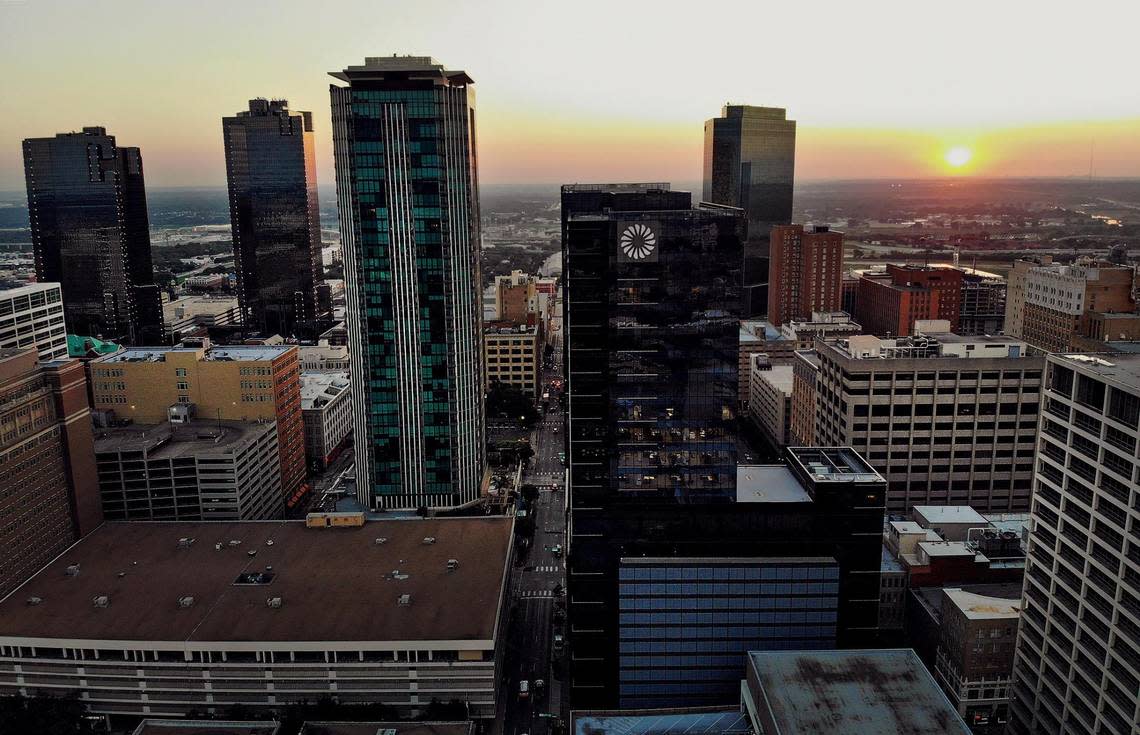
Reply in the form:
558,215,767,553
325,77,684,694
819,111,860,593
520,589,555,599
534,565,561,573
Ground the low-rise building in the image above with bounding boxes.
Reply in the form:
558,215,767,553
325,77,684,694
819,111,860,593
856,264,964,337
0,517,514,720
741,649,971,734
484,321,540,398
162,294,241,339
299,340,350,372
933,587,1020,732
738,313,859,406
94,419,282,521
747,357,793,447
91,341,306,509
1021,260,1135,351
301,372,352,471
957,268,1006,336
0,282,67,361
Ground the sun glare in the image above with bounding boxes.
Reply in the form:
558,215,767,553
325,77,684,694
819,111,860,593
945,146,972,169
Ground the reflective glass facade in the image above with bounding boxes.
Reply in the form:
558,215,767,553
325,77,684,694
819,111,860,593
22,127,165,344
563,188,744,506
618,559,839,708
223,100,326,338
330,57,484,510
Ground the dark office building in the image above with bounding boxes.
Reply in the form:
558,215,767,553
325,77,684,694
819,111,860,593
703,106,796,317
330,56,485,510
223,99,327,338
561,185,881,708
22,127,165,344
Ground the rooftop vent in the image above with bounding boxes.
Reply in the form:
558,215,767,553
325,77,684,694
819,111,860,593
178,596,195,608
390,569,409,581
422,536,436,545
374,537,388,545
92,595,109,608
265,539,274,546
65,564,80,577
215,543,224,551
266,597,283,609
397,594,412,606
247,550,257,557
177,537,195,549
228,540,242,547
117,572,126,578
447,559,460,571
26,597,42,606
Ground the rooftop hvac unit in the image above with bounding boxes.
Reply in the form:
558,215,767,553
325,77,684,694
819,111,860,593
266,597,283,609
447,559,460,571
397,594,412,606
178,596,195,608
374,537,388,545
422,536,436,544
26,597,42,606
65,564,80,576
177,537,195,549
92,595,109,608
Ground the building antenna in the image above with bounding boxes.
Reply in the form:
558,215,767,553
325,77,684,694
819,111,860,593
1089,140,1095,183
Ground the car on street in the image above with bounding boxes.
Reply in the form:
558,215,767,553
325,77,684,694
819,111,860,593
519,679,530,699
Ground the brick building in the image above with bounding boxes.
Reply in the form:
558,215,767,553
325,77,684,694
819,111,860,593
857,265,963,337
767,225,843,327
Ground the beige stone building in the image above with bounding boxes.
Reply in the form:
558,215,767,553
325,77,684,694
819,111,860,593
90,340,306,507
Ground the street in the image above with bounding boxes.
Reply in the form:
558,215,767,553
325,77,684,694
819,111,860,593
498,341,567,735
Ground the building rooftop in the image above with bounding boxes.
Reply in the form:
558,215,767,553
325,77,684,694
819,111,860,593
943,588,1020,620
0,518,513,645
752,364,794,394
561,183,672,194
786,447,884,484
330,56,472,85
299,722,473,735
913,505,988,527
573,709,750,735
745,649,970,734
0,281,60,299
97,344,293,364
301,372,350,410
918,541,982,559
740,320,784,342
163,295,239,320
93,420,272,459
735,466,812,504
1054,352,1140,386
67,334,121,358
132,720,279,735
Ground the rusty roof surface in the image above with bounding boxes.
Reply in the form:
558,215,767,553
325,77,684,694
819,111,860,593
747,649,971,734
0,519,512,645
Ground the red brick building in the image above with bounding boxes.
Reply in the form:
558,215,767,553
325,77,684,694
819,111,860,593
767,225,843,326
0,348,101,598
856,264,963,336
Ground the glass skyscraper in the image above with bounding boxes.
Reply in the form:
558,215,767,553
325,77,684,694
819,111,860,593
562,186,883,708
22,127,165,344
223,99,327,338
330,57,485,510
702,106,797,317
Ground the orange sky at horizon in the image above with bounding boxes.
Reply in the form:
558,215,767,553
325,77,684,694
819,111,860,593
1,0,1138,191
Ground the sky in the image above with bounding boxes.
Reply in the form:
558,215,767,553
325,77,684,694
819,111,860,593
1,0,1138,191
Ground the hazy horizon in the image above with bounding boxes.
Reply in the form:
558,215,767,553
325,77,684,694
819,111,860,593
2,0,1139,191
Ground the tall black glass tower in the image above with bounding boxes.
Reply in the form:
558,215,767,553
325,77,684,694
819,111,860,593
330,56,485,511
702,106,796,317
562,185,883,708
223,99,327,338
22,127,165,344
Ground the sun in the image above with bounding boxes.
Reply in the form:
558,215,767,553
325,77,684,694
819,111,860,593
945,146,972,169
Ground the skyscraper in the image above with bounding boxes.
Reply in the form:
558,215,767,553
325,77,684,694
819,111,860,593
767,224,844,327
330,56,485,510
22,127,165,344
703,106,797,317
562,185,882,707
1009,353,1140,735
223,99,327,338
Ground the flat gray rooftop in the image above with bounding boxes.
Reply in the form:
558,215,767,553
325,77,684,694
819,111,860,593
1053,352,1140,386
573,709,750,735
93,420,272,459
746,649,970,734
736,466,811,504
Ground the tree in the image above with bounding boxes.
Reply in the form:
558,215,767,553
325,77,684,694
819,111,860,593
486,381,539,426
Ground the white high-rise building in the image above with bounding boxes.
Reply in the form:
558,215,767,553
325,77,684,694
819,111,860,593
0,283,67,361
1010,352,1140,734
